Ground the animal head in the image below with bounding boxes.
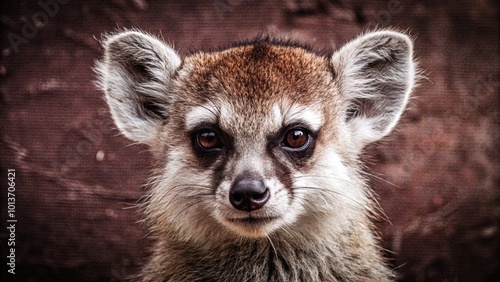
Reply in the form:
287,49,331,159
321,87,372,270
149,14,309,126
96,30,415,241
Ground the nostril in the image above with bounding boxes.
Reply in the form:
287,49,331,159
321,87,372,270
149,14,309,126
250,189,269,202
230,192,244,207
232,193,243,202
229,177,270,212
249,188,270,210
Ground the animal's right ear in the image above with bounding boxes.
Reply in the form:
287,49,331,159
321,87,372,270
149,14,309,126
95,30,181,144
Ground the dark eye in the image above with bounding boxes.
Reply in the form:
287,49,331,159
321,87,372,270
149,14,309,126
196,130,223,150
282,129,309,149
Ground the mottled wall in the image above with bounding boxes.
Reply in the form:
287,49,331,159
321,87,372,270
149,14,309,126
0,0,498,281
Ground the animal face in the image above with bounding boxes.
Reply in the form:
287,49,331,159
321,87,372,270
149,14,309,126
96,30,415,241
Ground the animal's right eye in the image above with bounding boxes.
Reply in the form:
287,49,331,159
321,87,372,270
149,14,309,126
195,130,223,151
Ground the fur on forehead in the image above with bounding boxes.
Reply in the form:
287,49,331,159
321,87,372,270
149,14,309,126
175,40,338,105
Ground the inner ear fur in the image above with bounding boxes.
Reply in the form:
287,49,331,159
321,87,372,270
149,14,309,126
331,30,416,148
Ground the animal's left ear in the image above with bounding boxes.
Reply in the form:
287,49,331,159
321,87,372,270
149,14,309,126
331,30,416,149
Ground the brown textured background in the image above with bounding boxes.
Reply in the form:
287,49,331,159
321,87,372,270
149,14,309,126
0,0,498,281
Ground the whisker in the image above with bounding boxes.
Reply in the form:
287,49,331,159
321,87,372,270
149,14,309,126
360,170,400,189
266,234,278,257
153,184,214,209
294,185,392,223
294,186,368,209
170,198,209,225
291,173,353,184
279,222,295,238
290,164,399,191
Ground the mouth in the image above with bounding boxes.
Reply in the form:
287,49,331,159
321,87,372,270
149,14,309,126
223,215,280,236
227,216,277,225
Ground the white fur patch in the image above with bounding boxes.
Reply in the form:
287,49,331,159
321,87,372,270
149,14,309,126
185,104,219,131
348,116,382,147
272,104,282,126
283,104,323,131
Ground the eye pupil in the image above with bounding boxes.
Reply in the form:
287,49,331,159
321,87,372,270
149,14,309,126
285,129,308,148
198,131,221,149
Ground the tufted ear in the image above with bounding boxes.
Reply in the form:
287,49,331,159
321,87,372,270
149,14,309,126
331,30,416,150
95,30,181,144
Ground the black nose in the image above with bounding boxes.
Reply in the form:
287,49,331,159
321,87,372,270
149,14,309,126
229,176,270,212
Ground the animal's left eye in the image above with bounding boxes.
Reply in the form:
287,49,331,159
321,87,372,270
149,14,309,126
282,129,309,149
196,130,223,150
